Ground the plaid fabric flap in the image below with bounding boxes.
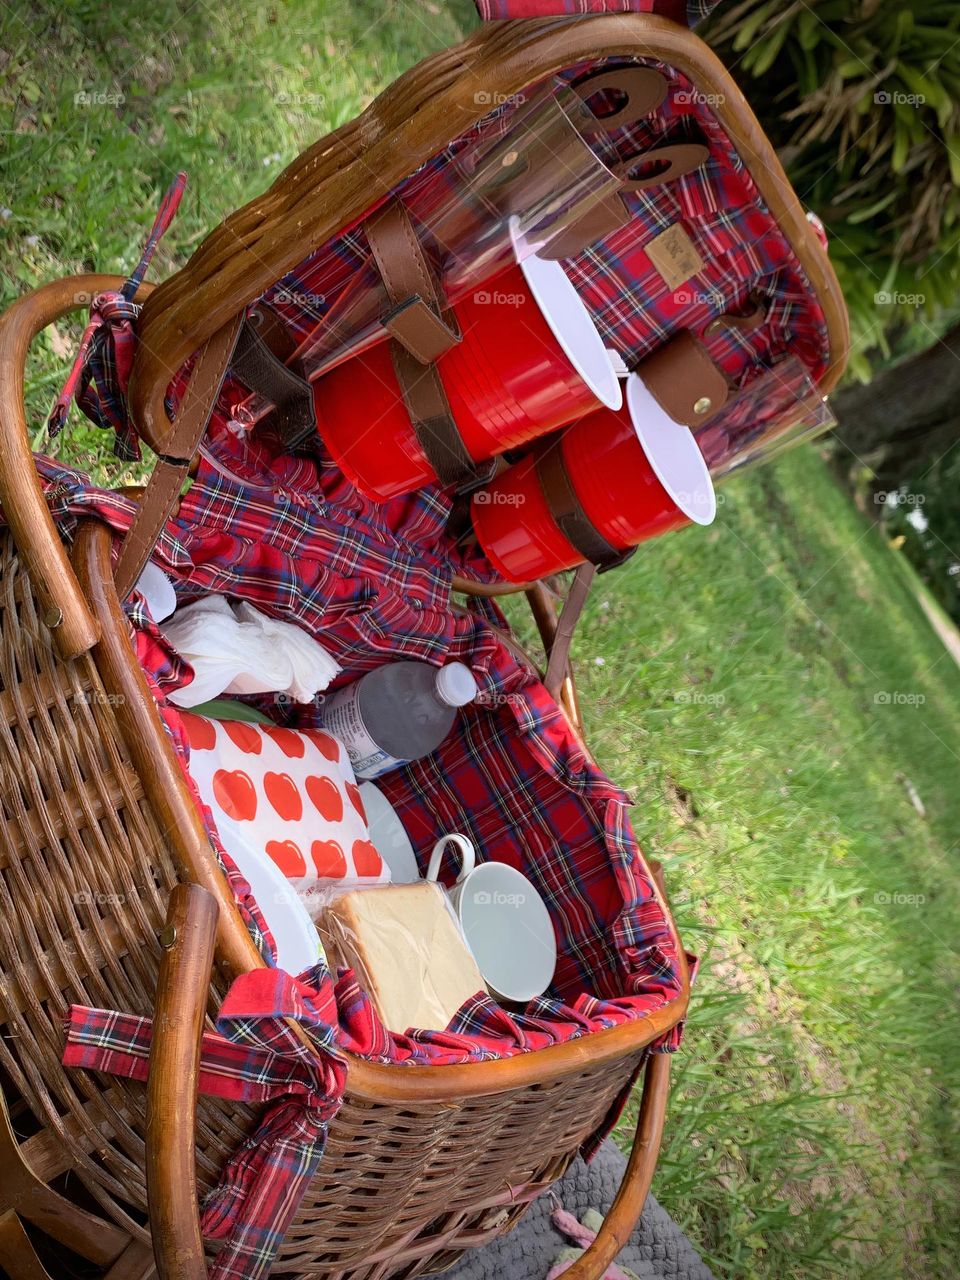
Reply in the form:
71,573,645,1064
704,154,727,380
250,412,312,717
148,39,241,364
63,997,346,1280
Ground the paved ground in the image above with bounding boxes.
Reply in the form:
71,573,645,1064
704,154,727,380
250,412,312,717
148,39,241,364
440,1141,715,1280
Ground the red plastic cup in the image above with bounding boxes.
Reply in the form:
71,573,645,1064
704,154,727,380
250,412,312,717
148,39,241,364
472,372,716,581
313,256,621,501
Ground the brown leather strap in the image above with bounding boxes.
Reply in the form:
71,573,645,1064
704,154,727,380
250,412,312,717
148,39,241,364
114,457,190,601
365,201,447,317
544,562,596,701
364,200,461,361
113,316,243,601
704,292,766,338
535,439,635,573
364,200,484,488
390,342,476,487
231,312,316,449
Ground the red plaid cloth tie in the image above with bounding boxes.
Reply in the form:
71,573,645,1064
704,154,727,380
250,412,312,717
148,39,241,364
48,171,186,459
64,968,347,1280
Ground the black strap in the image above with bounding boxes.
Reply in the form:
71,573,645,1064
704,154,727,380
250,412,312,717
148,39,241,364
534,441,636,574
231,317,317,450
389,342,477,488
365,199,489,490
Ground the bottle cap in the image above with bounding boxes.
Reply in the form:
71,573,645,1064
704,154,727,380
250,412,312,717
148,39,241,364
435,662,478,708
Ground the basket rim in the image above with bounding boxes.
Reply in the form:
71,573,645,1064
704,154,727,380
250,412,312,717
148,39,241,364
129,12,849,452
70,516,689,1101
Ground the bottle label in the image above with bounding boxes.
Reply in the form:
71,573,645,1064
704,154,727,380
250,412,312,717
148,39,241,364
321,683,407,779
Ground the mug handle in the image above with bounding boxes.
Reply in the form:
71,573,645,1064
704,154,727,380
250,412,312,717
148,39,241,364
426,834,476,884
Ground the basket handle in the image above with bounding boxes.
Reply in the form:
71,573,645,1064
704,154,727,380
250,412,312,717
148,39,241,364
559,1050,672,1280
0,274,242,648
0,274,137,660
146,882,218,1280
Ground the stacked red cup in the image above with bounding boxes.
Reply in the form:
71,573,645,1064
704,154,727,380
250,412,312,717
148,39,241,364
471,366,718,582
312,253,622,501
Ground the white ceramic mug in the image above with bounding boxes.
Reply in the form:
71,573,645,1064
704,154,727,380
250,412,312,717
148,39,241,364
426,834,556,1003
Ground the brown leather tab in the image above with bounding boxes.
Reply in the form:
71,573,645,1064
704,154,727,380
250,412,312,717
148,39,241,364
615,142,710,191
114,316,243,601
571,67,669,132
391,341,475,487
637,331,729,426
383,295,461,365
535,189,631,261
534,440,635,572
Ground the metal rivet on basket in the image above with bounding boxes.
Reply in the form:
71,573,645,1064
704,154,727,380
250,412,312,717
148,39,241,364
693,396,713,415
43,606,63,629
159,925,177,949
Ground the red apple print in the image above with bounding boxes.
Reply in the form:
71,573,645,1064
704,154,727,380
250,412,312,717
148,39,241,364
265,726,306,759
212,769,258,822
305,774,344,823
222,720,263,755
352,840,384,878
264,772,303,822
311,839,347,879
304,729,341,763
181,712,216,752
266,839,307,878
345,782,366,822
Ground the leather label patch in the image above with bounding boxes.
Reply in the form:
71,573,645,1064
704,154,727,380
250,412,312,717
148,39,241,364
645,224,705,291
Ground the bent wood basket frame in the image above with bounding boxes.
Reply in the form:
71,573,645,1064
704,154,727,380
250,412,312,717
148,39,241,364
0,15,844,1280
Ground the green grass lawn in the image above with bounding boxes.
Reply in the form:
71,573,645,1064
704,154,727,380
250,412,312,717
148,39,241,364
3,3,959,1278
566,452,960,1279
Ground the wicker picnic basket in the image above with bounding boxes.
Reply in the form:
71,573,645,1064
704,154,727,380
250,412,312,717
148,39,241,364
0,14,847,1280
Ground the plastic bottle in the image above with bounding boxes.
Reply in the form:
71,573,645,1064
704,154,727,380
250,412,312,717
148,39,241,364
320,661,478,779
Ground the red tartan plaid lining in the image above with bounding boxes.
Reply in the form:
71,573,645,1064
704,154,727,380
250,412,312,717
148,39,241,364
25,445,692,1044
31,434,692,1277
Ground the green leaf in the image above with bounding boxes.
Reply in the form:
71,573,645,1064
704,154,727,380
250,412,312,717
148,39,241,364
732,0,781,52
891,125,910,172
748,16,792,77
947,136,960,185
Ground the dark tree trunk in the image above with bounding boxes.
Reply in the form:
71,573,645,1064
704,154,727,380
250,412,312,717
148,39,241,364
832,325,960,489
